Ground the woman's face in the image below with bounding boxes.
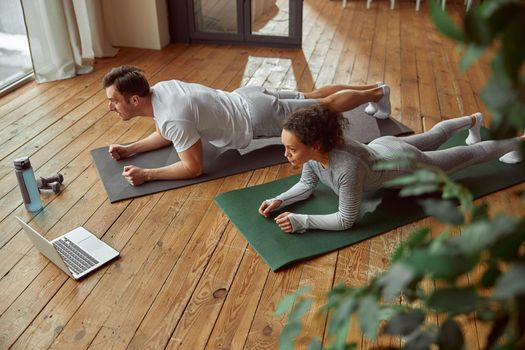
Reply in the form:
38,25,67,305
281,129,316,168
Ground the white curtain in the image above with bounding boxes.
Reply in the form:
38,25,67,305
21,0,118,83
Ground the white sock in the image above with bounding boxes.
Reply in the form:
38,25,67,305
365,103,377,115
499,131,524,164
499,151,522,164
373,85,390,119
364,82,384,115
465,112,483,145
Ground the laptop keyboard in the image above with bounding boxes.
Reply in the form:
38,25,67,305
53,237,99,275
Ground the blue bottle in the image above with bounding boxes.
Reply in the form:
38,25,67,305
14,157,43,213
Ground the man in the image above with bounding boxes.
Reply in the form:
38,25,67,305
103,65,390,186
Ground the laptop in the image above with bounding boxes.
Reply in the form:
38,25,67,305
16,217,119,280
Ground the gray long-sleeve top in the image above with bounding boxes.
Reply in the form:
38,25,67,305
271,139,404,232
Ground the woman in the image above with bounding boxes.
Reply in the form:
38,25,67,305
258,105,523,233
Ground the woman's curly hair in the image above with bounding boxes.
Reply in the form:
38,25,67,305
283,105,348,152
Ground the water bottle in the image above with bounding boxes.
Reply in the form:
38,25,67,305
14,157,43,212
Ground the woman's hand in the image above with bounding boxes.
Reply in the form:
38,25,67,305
275,212,294,233
258,199,283,217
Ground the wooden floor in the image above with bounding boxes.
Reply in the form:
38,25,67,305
1,0,524,349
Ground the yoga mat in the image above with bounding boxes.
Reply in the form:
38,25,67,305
92,104,413,203
214,129,525,271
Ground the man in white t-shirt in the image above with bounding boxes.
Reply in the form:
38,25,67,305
103,66,390,186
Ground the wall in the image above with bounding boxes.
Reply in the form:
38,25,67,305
102,0,170,50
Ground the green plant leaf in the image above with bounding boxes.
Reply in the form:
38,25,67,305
378,305,402,321
406,249,473,280
437,318,464,350
427,287,480,313
279,321,303,350
278,296,313,350
289,298,313,323
460,44,486,71
429,231,451,251
502,19,525,80
458,221,492,255
429,0,464,41
399,183,440,197
390,227,431,262
383,310,425,336
308,337,322,350
333,317,352,350
442,181,473,213
384,174,420,187
404,330,433,350
417,198,464,225
482,53,516,112
492,263,525,299
384,169,441,188
378,262,417,301
327,343,357,350
464,4,492,45
373,154,416,170
489,216,525,260
275,286,310,316
357,295,380,340
480,262,501,288
471,203,489,222
507,100,525,130
328,295,356,336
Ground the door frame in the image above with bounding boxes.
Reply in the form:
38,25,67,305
168,0,303,48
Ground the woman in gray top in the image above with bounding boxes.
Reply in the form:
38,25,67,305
259,105,523,233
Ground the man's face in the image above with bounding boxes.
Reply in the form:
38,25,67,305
106,85,137,121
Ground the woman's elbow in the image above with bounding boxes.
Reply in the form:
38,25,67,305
340,218,355,230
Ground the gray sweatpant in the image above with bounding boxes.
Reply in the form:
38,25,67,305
369,116,521,174
233,86,319,138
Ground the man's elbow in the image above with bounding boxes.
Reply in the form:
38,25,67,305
185,163,203,178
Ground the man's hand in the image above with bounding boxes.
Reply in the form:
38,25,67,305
109,144,133,160
275,212,294,233
258,199,283,218
122,165,149,186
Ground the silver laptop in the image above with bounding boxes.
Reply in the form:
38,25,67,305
16,217,119,280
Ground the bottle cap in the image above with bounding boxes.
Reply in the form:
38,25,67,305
14,157,31,171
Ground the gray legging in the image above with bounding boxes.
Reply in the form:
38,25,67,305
369,116,521,174
233,86,319,138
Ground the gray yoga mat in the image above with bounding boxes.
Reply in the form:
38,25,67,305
91,104,413,203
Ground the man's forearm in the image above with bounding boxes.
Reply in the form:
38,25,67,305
146,160,202,181
128,131,171,154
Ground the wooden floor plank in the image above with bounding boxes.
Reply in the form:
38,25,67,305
0,1,521,349
0,120,154,347
163,168,278,350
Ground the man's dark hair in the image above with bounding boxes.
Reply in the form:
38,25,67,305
283,105,348,153
102,65,150,98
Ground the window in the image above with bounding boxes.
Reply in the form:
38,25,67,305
0,0,33,95
170,0,302,48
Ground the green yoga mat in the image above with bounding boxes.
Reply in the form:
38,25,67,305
215,129,525,271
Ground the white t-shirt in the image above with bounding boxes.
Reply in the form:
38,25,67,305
151,80,252,152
